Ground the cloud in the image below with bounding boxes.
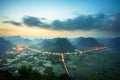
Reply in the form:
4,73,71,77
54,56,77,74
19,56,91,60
50,13,120,36
22,13,120,35
40,18,46,20
2,13,120,36
98,13,120,34
3,21,21,26
51,13,106,30
22,16,49,27
23,16,43,26
51,15,95,30
22,15,98,30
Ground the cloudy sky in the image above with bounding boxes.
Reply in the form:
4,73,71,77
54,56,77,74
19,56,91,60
0,0,120,38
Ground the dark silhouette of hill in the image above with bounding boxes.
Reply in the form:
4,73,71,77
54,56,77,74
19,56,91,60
73,37,103,49
0,37,14,53
41,38,75,53
108,37,120,50
0,37,14,63
96,38,111,45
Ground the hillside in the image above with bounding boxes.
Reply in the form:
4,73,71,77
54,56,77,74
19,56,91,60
41,38,75,53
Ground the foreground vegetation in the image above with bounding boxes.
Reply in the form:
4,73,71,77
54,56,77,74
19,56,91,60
0,65,72,80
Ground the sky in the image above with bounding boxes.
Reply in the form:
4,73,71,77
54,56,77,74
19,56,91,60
0,0,120,38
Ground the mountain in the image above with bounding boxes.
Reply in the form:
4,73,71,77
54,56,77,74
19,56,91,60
0,37,14,63
0,37,14,53
41,38,75,53
3,36,32,45
32,38,44,45
96,37,111,45
108,37,120,51
73,37,103,49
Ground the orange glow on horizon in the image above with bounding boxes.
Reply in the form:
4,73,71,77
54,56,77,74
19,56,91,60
0,23,96,37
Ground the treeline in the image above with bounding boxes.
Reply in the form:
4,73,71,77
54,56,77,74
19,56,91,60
0,65,72,80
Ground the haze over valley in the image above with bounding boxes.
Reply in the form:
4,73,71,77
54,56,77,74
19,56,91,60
0,0,120,80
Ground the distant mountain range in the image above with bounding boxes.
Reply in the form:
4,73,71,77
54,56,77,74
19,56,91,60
0,36,120,53
3,36,32,45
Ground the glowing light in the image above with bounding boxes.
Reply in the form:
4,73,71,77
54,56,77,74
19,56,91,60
79,51,83,54
61,54,65,62
25,46,41,53
61,53,71,77
77,46,108,54
0,59,2,63
13,44,25,51
93,47,101,51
